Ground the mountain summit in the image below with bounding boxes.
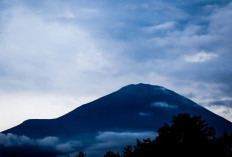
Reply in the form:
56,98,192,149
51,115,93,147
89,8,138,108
3,83,232,138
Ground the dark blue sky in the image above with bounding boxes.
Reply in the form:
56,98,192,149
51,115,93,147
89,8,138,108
0,0,231,131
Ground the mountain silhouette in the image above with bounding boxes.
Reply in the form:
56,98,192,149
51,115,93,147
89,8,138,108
3,83,232,138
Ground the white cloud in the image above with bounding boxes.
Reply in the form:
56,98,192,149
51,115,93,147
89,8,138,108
143,21,175,33
203,99,232,122
183,51,218,63
151,102,177,109
205,105,232,122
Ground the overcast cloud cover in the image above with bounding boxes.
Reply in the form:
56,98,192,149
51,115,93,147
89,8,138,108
0,0,232,131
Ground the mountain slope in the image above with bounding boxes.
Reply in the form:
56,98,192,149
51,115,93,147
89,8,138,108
3,83,232,138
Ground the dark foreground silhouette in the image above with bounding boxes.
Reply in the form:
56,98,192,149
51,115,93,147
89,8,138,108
97,113,232,157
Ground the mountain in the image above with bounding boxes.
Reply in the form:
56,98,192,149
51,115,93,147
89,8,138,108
2,83,232,156
4,83,232,137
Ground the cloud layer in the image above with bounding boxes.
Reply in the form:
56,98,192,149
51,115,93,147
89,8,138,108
0,133,78,153
85,131,157,156
0,131,156,157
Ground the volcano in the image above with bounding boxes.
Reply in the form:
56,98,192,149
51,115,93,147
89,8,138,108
2,83,232,156
4,83,232,137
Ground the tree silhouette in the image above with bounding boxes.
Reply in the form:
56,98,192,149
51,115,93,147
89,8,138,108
121,145,133,157
156,113,215,144
103,151,120,157
153,113,219,156
77,152,86,157
216,131,232,155
118,113,231,157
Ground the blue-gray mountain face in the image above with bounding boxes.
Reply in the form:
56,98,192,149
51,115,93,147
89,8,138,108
2,84,232,156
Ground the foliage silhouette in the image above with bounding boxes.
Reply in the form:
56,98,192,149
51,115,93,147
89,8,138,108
101,113,232,157
77,152,86,157
121,145,133,157
103,151,120,157
156,113,215,144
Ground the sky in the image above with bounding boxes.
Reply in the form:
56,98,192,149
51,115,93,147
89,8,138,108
0,0,232,131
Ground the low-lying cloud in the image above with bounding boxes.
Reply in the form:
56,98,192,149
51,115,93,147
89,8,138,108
0,133,34,147
151,102,177,109
85,131,157,156
0,133,80,153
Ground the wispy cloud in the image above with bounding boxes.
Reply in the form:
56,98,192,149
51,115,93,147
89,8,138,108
183,51,218,63
143,21,175,33
151,102,177,109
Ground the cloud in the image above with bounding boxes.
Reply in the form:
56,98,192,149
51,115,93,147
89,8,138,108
138,112,151,116
206,105,232,123
95,131,156,145
183,51,218,63
0,133,34,147
151,102,177,109
143,21,175,33
0,5,121,91
0,133,79,153
208,2,232,36
135,2,232,123
85,131,157,155
0,5,123,130
205,100,232,122
37,136,59,148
